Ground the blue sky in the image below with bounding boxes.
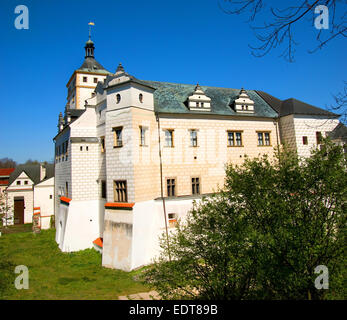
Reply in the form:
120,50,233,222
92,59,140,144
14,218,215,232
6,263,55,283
1,0,346,164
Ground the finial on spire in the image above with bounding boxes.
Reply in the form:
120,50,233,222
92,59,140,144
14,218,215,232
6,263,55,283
88,22,95,40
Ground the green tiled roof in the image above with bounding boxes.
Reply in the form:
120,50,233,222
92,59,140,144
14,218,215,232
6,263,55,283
141,80,278,118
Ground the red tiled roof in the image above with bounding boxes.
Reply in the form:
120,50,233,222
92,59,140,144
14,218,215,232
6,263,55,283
60,196,72,204
0,180,9,185
105,202,135,209
93,237,103,248
0,168,15,176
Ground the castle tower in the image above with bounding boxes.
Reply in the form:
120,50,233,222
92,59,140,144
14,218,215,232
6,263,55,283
65,35,111,109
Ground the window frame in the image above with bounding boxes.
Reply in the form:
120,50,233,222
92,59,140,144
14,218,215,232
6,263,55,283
113,127,123,148
113,180,127,203
168,213,177,228
316,131,322,145
164,129,174,148
166,178,176,197
227,130,243,147
101,180,107,199
189,129,198,147
303,136,308,145
100,136,105,153
257,131,272,146
191,177,200,195
140,126,148,146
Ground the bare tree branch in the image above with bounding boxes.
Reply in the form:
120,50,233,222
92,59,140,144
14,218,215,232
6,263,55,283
219,0,347,62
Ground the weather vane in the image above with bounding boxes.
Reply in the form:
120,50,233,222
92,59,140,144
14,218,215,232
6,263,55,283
88,22,95,40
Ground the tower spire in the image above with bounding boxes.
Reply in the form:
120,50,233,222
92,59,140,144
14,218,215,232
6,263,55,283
85,22,95,58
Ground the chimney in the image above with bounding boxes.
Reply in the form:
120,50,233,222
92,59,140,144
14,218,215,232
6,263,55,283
40,164,46,181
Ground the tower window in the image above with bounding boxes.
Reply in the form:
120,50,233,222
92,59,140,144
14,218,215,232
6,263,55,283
113,127,123,147
139,93,143,103
114,180,127,202
101,180,106,199
116,94,121,104
83,76,87,83
140,126,147,146
100,136,105,152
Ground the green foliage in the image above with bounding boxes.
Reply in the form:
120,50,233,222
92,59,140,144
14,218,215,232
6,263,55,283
143,139,347,300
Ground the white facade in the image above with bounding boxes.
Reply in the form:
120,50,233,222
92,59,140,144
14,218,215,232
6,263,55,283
34,177,54,229
6,165,55,228
54,39,342,271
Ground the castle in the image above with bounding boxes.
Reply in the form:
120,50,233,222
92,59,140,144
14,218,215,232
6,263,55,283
54,37,341,271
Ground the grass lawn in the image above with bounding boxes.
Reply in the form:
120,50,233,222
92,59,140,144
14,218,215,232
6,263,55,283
0,228,152,300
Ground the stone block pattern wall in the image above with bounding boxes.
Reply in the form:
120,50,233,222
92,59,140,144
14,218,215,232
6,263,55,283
105,107,135,203
54,130,71,215
293,116,339,158
131,113,279,201
279,115,297,151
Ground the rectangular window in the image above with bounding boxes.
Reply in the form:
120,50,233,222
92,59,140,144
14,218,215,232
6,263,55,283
166,178,176,197
168,213,177,228
16,181,21,185
65,182,69,197
65,140,69,161
24,181,28,185
303,136,308,145
94,77,98,83
190,130,198,147
101,180,106,199
114,180,127,202
100,136,105,153
228,131,243,146
164,130,174,147
113,127,123,147
257,132,271,146
49,195,53,199
235,132,242,146
258,132,264,146
228,131,234,146
264,132,270,146
316,131,322,145
140,126,147,146
83,76,87,82
192,177,200,195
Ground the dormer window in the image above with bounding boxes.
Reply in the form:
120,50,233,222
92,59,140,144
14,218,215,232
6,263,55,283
187,84,211,111
232,88,255,114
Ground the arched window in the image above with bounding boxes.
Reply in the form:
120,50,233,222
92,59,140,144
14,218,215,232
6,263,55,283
116,94,121,104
